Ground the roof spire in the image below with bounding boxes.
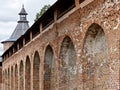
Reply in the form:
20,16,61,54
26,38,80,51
19,4,28,15
22,4,24,8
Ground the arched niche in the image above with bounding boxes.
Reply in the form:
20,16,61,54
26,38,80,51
5,70,7,90
19,61,24,90
11,67,14,90
33,51,40,90
25,56,31,90
3,69,7,90
44,45,55,90
83,23,109,89
59,36,77,90
15,64,18,90
8,68,10,90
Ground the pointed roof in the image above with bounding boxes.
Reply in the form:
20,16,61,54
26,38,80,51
19,5,28,15
9,23,29,41
2,5,29,43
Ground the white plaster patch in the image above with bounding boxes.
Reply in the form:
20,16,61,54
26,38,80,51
100,63,103,66
80,23,83,32
88,58,91,61
68,66,77,75
77,49,81,54
103,21,111,29
77,54,81,57
110,46,118,52
105,0,114,8
78,65,82,74
113,17,120,30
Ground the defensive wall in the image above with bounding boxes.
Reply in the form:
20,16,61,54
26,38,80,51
2,0,120,90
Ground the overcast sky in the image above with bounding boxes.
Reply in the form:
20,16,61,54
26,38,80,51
0,0,57,57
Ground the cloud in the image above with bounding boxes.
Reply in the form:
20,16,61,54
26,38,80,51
0,21,16,56
0,0,57,23
0,45,3,56
0,21,16,40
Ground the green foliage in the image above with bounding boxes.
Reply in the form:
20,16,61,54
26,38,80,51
34,4,51,22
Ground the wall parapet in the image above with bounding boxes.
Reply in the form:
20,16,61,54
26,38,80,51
2,0,96,61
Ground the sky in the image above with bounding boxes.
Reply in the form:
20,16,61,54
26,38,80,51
0,0,57,57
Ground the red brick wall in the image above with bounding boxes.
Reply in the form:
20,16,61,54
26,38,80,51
2,0,120,90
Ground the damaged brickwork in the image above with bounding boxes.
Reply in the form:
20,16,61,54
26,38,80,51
2,0,120,90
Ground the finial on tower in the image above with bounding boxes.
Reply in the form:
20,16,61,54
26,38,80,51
22,4,24,8
19,4,28,15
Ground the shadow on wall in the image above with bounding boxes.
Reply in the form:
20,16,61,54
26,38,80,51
0,56,2,62
0,62,2,66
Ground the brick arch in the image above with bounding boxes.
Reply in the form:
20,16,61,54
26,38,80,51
25,56,31,90
33,51,40,90
59,36,77,90
19,61,24,90
82,22,109,53
83,23,108,54
59,35,76,48
83,23,109,89
83,22,109,45
44,45,55,90
15,64,18,90
11,66,14,90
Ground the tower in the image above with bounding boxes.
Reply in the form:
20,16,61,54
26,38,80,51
2,5,29,51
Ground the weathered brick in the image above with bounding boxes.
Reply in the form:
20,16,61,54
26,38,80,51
1,0,120,90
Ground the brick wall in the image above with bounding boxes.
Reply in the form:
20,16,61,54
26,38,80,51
2,0,120,90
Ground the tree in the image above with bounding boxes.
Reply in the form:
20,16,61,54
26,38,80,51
34,4,51,22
